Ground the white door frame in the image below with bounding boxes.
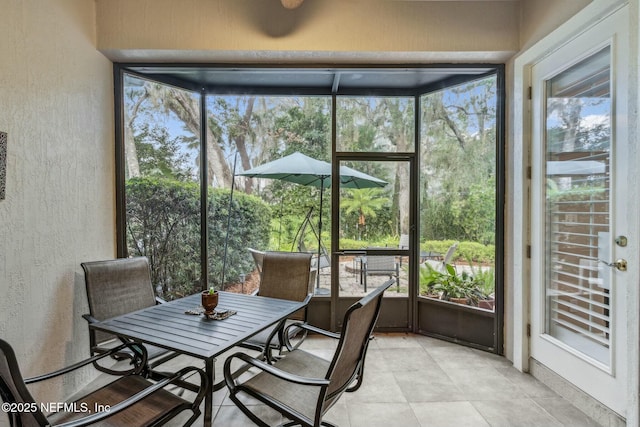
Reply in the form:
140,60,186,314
530,10,626,415
510,0,639,424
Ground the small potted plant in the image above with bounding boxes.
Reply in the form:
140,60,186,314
420,263,476,305
201,286,219,314
419,264,443,299
438,265,472,305
468,262,495,310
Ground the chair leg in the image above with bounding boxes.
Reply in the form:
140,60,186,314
396,265,400,292
279,421,337,427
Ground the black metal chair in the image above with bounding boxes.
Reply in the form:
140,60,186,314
81,257,178,378
0,339,207,427
248,248,265,275
361,251,400,292
241,251,314,362
224,279,394,427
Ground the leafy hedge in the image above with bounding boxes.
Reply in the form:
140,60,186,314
335,238,495,264
208,188,271,289
422,240,495,264
126,177,270,299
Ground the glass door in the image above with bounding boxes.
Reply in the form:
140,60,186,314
333,157,414,329
332,95,416,330
530,7,629,416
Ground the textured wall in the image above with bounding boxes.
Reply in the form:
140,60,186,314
95,0,521,62
519,0,592,50
0,0,114,406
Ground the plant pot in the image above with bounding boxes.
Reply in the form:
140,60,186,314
201,291,219,314
478,299,495,310
449,297,468,305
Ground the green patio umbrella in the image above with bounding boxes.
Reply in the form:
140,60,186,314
238,151,387,289
238,151,387,189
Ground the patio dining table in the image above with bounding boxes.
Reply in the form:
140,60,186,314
90,290,307,427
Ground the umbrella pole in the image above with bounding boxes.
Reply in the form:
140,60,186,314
278,195,284,249
316,179,324,290
221,152,239,289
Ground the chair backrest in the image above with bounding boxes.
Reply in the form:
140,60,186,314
259,252,313,321
442,242,459,265
399,234,409,250
323,279,394,411
311,253,331,270
0,339,49,426
81,257,156,345
248,248,265,274
365,255,396,272
364,247,396,272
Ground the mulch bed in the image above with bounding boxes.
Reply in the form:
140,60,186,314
224,269,260,294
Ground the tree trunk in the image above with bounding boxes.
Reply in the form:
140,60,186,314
124,90,149,178
233,97,255,193
167,89,233,188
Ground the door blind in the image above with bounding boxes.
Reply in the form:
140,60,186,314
544,46,612,365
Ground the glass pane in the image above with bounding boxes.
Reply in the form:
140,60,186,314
338,160,409,297
544,46,611,365
336,97,415,152
210,96,332,295
337,254,410,297
419,76,497,310
123,74,201,300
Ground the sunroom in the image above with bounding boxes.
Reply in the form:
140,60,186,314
1,0,638,426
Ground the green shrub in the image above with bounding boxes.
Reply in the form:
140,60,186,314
421,240,494,264
126,177,201,299
126,177,271,299
207,188,271,289
419,262,484,303
419,261,494,305
335,238,494,265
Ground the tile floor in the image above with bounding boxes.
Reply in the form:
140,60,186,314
160,332,602,427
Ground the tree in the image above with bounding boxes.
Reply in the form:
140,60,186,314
208,96,258,193
378,98,413,235
123,77,149,178
144,83,234,188
341,188,390,240
134,123,195,180
420,76,497,243
336,97,412,237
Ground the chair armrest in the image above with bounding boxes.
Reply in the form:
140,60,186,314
285,322,340,340
52,366,208,427
25,343,147,384
224,352,329,393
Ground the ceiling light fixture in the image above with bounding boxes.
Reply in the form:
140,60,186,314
280,0,304,9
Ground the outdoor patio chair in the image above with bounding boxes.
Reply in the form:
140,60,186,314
224,278,394,427
311,251,331,270
399,233,409,250
0,338,207,427
399,233,409,267
241,251,314,362
423,241,459,272
248,247,265,275
362,250,400,292
81,257,178,378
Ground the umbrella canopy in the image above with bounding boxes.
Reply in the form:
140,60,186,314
238,152,387,290
238,151,387,189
